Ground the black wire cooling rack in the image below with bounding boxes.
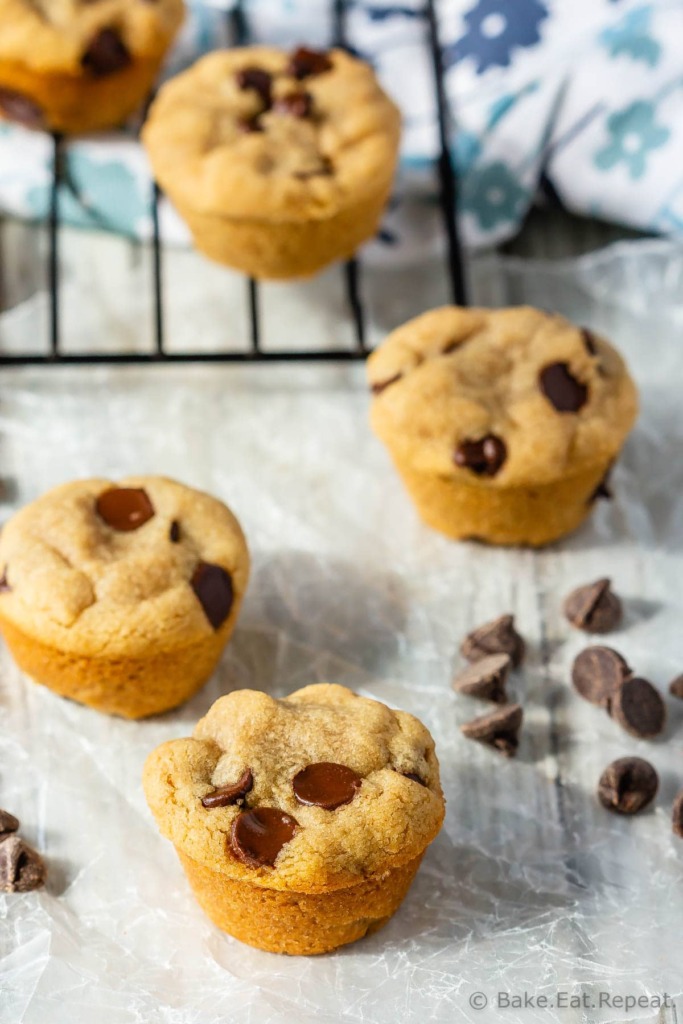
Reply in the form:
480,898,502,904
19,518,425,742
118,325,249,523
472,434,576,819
2,0,467,366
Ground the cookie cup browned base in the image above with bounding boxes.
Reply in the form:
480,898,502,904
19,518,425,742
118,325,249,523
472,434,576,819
392,458,615,547
0,615,237,718
0,55,168,135
177,849,425,955
172,186,392,280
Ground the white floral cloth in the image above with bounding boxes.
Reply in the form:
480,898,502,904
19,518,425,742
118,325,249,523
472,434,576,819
0,0,681,251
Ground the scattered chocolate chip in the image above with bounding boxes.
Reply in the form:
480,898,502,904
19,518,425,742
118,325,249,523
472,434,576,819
571,646,631,706
202,768,253,808
371,373,402,395
461,615,525,668
273,90,313,118
460,703,523,758
454,435,507,477
0,810,19,839
581,327,598,356
0,88,44,129
401,772,427,787
452,653,510,703
597,757,659,815
669,675,683,700
230,807,297,868
0,834,46,893
169,520,181,543
539,362,588,413
292,762,362,810
288,46,333,80
0,567,11,593
191,562,234,630
235,67,272,107
81,28,131,77
609,676,666,739
673,791,683,838
95,487,155,532
564,578,622,634
589,470,613,504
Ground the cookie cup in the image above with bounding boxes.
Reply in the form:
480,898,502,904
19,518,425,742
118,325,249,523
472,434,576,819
177,847,426,955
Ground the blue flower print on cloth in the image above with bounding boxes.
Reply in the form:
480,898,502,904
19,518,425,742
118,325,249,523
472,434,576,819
594,100,670,180
2,0,683,252
446,0,548,74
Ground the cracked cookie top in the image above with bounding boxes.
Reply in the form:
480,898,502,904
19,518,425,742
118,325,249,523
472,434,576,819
0,476,249,656
0,0,184,74
143,683,445,893
368,306,638,487
142,46,401,222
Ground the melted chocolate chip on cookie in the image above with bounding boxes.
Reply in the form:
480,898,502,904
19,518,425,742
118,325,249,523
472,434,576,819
0,88,44,129
454,435,507,477
292,762,362,810
539,363,588,413
230,808,297,867
202,768,253,808
288,46,332,80
191,562,234,630
96,487,155,531
169,520,181,543
235,67,272,107
81,28,131,77
273,90,313,118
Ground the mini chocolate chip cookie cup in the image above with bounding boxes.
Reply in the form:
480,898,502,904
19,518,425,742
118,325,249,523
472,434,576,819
368,306,638,547
0,477,249,718
143,684,445,955
142,46,401,280
0,0,185,135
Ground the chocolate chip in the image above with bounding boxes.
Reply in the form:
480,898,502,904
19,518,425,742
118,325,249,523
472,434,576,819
169,520,181,543
81,28,131,77
0,809,19,839
581,328,598,356
401,772,427,787
609,676,666,739
461,614,525,668
237,115,264,133
669,675,683,700
191,562,234,630
539,363,588,413
292,762,362,810
235,67,272,107
0,834,46,893
0,567,11,593
230,807,297,868
571,646,631,706
273,91,313,118
452,653,510,703
564,578,622,634
597,757,658,815
673,791,683,838
460,703,523,757
288,46,333,80
0,88,44,129
454,435,507,477
371,373,402,395
589,469,613,504
95,487,155,532
202,768,253,808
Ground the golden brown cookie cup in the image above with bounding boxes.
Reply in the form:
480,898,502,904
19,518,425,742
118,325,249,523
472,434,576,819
390,458,613,547
177,848,425,955
171,182,394,280
0,610,242,720
0,55,169,135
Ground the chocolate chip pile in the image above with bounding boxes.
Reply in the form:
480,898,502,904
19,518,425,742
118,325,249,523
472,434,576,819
0,809,46,893
235,46,332,137
453,580,683,835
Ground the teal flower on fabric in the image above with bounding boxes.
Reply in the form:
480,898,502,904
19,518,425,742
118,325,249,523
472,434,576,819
26,150,148,235
600,7,661,67
594,100,669,180
460,161,527,231
451,131,482,175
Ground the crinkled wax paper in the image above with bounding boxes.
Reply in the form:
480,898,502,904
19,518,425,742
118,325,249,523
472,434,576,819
1,236,683,1024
